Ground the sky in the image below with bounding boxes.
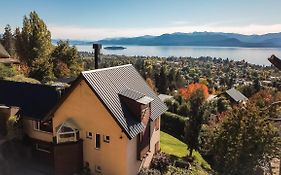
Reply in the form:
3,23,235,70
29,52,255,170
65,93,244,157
1,0,281,40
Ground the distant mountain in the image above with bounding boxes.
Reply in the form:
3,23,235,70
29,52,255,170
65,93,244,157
95,32,281,47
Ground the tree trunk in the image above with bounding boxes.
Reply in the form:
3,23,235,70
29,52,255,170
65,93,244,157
189,148,193,157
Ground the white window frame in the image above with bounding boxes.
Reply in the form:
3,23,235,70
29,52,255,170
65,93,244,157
36,143,51,153
95,165,102,173
103,135,110,143
86,131,93,139
33,121,40,131
33,120,52,133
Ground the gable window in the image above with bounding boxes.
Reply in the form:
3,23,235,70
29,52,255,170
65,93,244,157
103,135,110,143
95,134,101,149
86,132,93,139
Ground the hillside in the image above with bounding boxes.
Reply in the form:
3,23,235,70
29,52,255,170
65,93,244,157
95,32,281,47
160,131,212,174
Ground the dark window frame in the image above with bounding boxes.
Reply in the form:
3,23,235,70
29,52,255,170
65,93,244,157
95,133,101,149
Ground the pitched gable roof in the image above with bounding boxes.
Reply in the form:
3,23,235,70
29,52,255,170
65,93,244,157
0,80,63,120
225,88,248,103
0,43,10,58
119,88,145,100
81,64,167,139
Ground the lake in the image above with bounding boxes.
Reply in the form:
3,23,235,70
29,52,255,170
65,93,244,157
76,45,281,66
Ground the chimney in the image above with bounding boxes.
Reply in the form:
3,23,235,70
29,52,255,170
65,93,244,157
93,44,102,69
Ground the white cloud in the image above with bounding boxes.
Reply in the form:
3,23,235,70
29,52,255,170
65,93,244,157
49,23,281,40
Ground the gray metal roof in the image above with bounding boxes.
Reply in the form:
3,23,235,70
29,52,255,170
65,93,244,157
119,88,145,100
225,88,248,102
82,64,167,139
158,94,173,102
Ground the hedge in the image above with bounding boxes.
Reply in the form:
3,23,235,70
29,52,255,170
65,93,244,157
161,112,188,141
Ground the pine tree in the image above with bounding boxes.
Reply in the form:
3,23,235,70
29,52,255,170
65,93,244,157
1,24,15,56
158,66,168,94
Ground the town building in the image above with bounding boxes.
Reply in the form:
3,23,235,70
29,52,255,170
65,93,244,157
0,64,167,175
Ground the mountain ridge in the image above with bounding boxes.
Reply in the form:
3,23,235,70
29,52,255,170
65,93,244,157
53,32,281,48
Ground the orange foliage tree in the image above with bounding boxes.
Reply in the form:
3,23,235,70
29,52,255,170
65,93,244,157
179,83,209,100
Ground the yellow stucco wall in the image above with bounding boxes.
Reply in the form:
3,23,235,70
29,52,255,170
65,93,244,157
22,119,53,142
52,79,130,175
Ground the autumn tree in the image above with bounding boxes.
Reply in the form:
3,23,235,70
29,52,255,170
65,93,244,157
212,103,281,174
179,83,209,101
52,40,83,78
185,89,205,157
15,11,54,81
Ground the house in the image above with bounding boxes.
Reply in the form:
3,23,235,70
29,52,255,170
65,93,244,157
158,94,173,102
0,64,167,175
220,88,248,104
0,43,19,65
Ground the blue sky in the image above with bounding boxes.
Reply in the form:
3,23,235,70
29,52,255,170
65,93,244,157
1,0,281,40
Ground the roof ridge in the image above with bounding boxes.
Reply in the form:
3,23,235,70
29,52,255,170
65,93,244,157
82,64,132,74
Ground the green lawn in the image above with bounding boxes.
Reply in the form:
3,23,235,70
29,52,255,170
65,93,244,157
160,131,211,171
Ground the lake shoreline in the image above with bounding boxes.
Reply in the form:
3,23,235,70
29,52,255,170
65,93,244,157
76,45,281,66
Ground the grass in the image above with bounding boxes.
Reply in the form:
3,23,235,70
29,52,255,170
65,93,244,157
160,131,212,172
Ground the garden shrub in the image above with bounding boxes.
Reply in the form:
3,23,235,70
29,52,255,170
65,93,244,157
165,165,189,175
173,159,190,169
150,152,171,173
138,168,161,175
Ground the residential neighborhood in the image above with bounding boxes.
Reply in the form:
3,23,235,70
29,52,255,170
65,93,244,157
1,1,281,175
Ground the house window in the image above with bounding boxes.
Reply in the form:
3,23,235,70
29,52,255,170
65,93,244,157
34,121,40,130
36,143,51,153
95,134,101,149
33,120,52,133
155,141,160,153
95,165,102,173
155,117,160,131
103,135,110,143
86,132,93,139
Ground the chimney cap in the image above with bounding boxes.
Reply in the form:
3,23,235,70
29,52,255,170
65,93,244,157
93,44,102,50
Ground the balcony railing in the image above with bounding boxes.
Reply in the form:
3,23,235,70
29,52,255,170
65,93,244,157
56,131,79,144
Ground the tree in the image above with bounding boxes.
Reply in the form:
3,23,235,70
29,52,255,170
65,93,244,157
146,77,157,92
1,24,15,56
179,83,209,101
15,11,54,81
175,70,185,88
52,40,83,78
185,89,205,157
212,103,281,175
158,66,168,94
178,103,189,117
0,63,17,79
217,96,230,113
